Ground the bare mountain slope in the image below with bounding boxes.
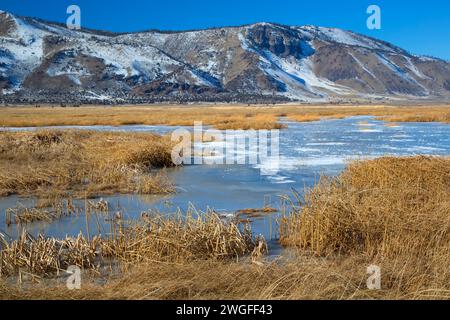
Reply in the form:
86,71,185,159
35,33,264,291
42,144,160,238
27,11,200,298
1,11,449,103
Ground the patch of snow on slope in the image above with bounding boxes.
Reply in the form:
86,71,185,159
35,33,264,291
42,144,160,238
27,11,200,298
416,55,438,62
314,27,396,52
188,69,221,88
10,16,45,62
146,30,227,79
318,28,366,47
377,53,429,94
84,90,117,101
82,41,181,79
47,59,91,85
348,52,376,79
33,20,90,39
0,15,47,90
238,32,251,51
238,31,353,99
403,56,431,80
261,50,354,96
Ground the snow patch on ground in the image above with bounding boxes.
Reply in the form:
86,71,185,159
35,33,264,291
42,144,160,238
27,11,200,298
46,59,91,85
238,31,354,100
403,56,431,80
0,16,47,90
318,28,367,47
84,90,115,101
312,27,397,52
376,53,429,94
260,50,354,97
348,52,376,79
82,41,180,80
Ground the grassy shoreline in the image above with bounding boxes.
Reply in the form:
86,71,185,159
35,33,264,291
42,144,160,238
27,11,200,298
0,130,175,198
0,104,449,130
1,156,448,300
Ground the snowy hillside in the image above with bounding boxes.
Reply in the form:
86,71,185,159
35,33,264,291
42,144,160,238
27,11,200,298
1,11,449,103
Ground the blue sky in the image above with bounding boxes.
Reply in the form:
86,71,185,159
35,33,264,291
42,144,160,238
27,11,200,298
1,0,449,60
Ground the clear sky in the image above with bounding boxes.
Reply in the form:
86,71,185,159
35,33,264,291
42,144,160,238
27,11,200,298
1,0,449,60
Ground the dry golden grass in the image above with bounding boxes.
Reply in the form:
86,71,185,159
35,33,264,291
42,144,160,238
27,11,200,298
280,156,450,255
0,210,258,278
286,105,450,124
0,232,101,278
0,130,175,198
2,253,447,300
0,104,449,130
0,105,284,130
280,156,450,298
1,156,448,300
0,257,401,300
286,114,323,122
4,198,88,226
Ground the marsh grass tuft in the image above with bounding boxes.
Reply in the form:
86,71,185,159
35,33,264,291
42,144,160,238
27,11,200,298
280,156,450,257
0,130,175,198
280,156,450,297
0,209,259,278
5,198,82,226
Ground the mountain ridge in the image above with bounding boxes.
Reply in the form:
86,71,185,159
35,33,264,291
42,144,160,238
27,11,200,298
1,10,450,104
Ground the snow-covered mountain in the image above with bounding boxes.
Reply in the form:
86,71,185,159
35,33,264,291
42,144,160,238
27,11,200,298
1,10,450,103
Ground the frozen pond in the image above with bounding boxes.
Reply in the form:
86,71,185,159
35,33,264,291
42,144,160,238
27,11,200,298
1,116,449,249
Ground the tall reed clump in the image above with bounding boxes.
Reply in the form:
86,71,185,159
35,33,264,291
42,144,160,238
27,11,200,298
5,199,80,226
0,210,259,278
0,130,175,198
280,156,450,296
103,211,258,265
0,232,100,277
